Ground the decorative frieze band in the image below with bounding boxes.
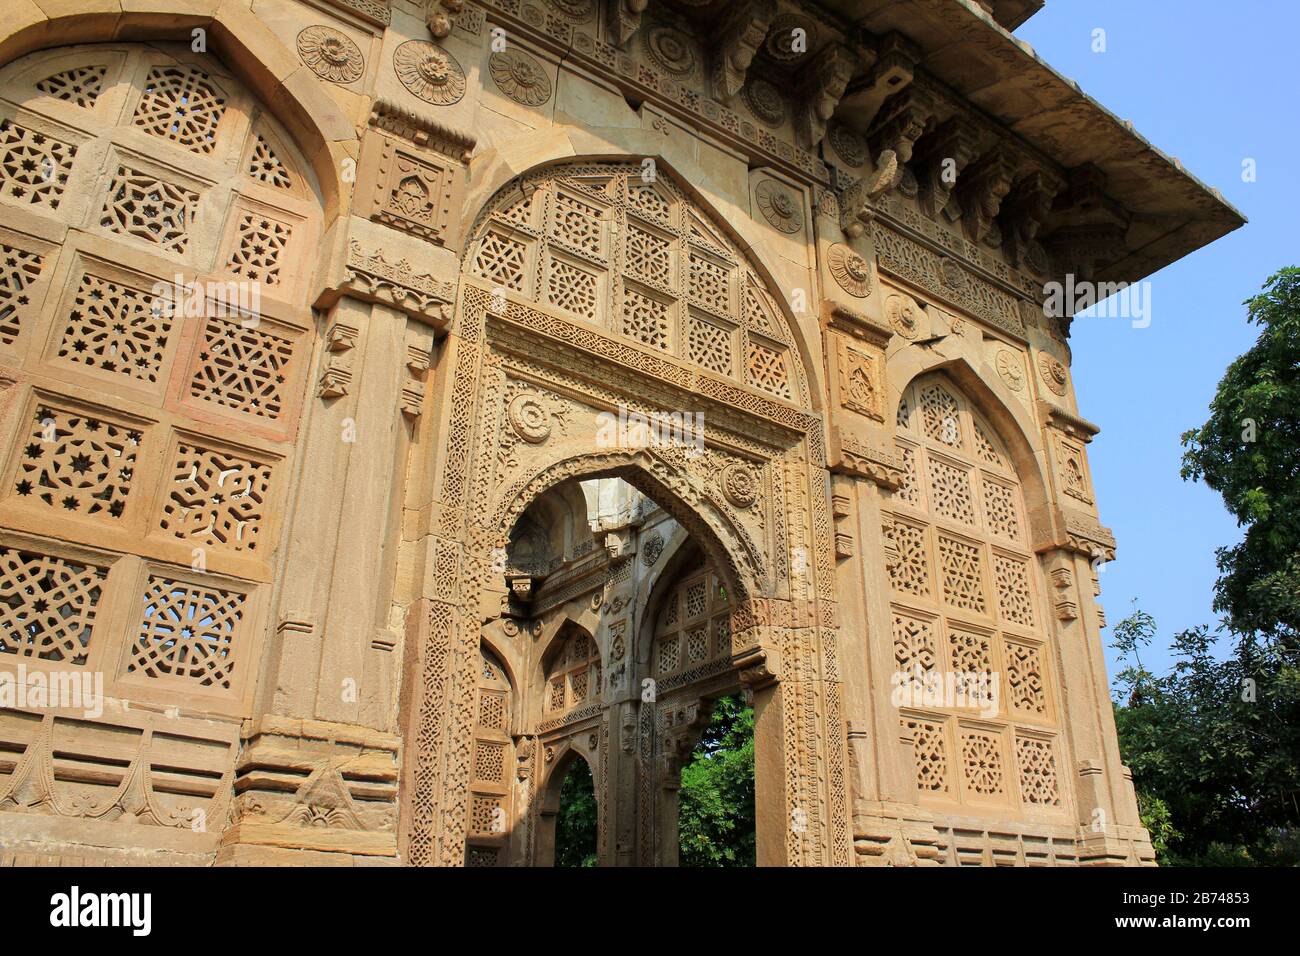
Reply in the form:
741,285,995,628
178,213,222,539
871,220,1025,340
473,0,828,184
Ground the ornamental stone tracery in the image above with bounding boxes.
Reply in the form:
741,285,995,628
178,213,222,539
0,0,1231,871
466,161,809,407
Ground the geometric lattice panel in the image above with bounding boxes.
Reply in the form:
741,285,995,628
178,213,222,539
0,243,45,345
960,726,1005,798
0,119,77,210
37,66,108,109
0,547,106,664
247,134,293,190
13,403,142,519
1015,734,1061,806
100,165,198,255
473,740,506,783
225,211,292,287
469,794,504,835
887,519,931,598
938,534,986,614
131,65,226,154
993,553,1035,628
188,317,294,420
158,441,272,553
904,716,949,794
1006,639,1048,717
57,272,172,382
127,575,246,690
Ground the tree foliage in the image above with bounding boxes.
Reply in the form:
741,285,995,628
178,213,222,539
677,693,756,867
1111,605,1300,865
1181,267,1300,643
554,758,598,867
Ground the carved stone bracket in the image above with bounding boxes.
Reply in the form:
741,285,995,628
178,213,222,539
608,0,648,49
957,149,1017,245
794,42,858,150
711,0,778,104
914,115,982,220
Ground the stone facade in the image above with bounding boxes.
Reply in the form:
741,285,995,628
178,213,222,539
0,0,1242,867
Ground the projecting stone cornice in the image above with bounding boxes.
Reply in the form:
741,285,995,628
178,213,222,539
825,0,1244,285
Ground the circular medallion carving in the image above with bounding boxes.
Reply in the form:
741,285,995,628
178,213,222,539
1039,353,1068,396
502,618,520,637
394,40,466,105
885,293,921,340
508,392,553,443
721,462,758,509
743,78,785,127
297,26,364,84
641,532,664,566
765,14,817,61
828,243,872,298
547,0,596,22
489,49,552,106
827,121,866,168
646,26,696,76
755,180,802,234
995,350,1025,392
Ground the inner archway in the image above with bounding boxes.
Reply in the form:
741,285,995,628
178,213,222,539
475,472,767,865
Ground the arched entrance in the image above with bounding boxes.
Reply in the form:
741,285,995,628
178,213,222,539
398,158,853,868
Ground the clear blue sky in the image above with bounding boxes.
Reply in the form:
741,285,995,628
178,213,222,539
1015,2,1298,678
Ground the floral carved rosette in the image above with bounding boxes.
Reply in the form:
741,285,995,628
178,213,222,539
743,78,785,127
394,40,466,105
995,350,1025,392
297,26,364,84
827,121,866,168
645,26,696,76
720,461,758,508
756,180,802,234
828,242,872,297
641,532,664,566
885,292,922,340
489,49,552,106
1038,353,1068,395
508,392,555,443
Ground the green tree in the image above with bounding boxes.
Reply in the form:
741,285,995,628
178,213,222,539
1110,605,1300,865
554,758,598,867
1181,267,1300,644
677,693,756,867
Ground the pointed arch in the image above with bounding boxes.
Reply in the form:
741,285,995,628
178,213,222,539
890,354,1052,537
462,153,819,412
0,5,356,220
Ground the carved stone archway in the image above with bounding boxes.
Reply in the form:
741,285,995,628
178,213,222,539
398,158,852,867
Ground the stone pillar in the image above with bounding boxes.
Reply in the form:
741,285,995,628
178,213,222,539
225,241,453,865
